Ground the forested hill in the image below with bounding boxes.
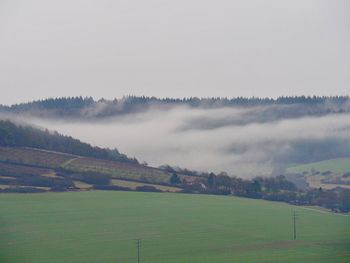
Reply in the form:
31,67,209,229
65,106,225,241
0,96,349,119
0,120,138,164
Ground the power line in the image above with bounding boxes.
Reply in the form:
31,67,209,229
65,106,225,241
292,210,297,240
136,239,141,263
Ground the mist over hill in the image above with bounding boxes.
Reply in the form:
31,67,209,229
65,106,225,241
1,96,349,120
1,96,350,176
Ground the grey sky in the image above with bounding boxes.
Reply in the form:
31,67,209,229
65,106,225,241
0,0,349,105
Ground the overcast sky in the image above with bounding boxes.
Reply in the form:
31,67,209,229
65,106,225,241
0,0,349,105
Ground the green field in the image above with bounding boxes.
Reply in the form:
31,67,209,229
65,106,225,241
0,191,349,263
287,157,350,174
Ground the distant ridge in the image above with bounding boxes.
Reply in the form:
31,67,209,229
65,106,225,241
0,95,349,119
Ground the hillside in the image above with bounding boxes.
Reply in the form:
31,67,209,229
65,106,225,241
1,191,349,263
0,120,200,193
287,158,350,174
0,146,182,193
2,97,350,178
1,118,349,213
0,120,137,163
287,158,350,190
1,145,350,212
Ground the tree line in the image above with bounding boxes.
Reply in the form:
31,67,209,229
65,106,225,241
170,172,350,213
1,95,349,118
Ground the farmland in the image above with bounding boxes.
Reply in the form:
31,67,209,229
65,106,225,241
0,147,74,168
0,147,177,191
0,191,349,263
62,157,171,184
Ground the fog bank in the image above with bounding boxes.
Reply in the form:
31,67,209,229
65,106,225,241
25,106,350,177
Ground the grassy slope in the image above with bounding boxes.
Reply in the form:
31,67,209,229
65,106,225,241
287,157,350,174
0,191,349,263
62,157,170,184
0,147,74,168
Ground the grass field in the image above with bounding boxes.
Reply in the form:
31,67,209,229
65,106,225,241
287,157,350,174
0,191,349,263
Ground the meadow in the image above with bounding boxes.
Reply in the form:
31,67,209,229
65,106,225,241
0,191,349,263
287,157,350,174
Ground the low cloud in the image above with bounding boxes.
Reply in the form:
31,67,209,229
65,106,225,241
20,105,350,177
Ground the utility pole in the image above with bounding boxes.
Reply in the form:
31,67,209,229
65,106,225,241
136,239,141,263
293,210,297,240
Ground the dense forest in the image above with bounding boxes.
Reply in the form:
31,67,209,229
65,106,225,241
0,120,137,164
0,95,349,119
